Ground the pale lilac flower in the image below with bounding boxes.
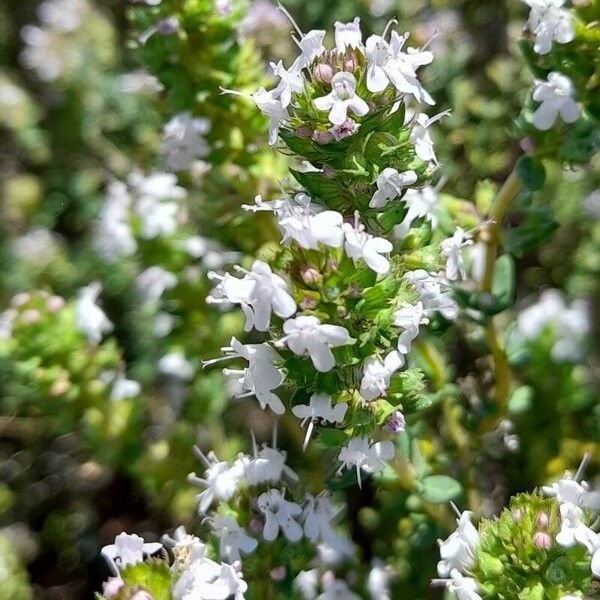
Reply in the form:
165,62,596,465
437,511,479,577
330,119,359,141
404,270,458,320
244,443,298,486
136,266,177,303
334,17,363,52
158,351,194,380
257,489,303,542
161,112,211,171
292,393,348,449
110,373,141,400
440,228,473,281
314,72,369,126
74,283,113,344
365,31,434,104
162,526,207,570
446,569,483,600
367,560,392,600
410,112,450,164
188,450,246,513
270,60,304,108
370,168,418,208
342,220,393,275
278,315,352,372
101,533,162,576
393,185,439,239
555,502,597,552
172,557,248,600
317,578,361,600
359,351,405,401
393,302,428,354
212,516,258,563
532,72,580,131
523,0,574,54
337,437,395,488
279,210,345,250
207,338,285,414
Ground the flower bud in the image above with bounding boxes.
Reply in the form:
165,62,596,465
532,531,552,550
512,508,523,522
249,517,263,533
299,265,320,285
102,578,124,599
313,63,333,84
46,295,65,313
270,566,286,581
385,411,406,433
519,137,535,153
312,129,334,145
157,17,179,36
11,293,31,307
344,52,358,72
535,512,549,529
299,297,317,310
21,309,41,324
295,125,312,139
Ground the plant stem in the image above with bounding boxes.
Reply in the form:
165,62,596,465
479,169,522,431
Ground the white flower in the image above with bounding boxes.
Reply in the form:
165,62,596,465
317,579,361,600
280,210,345,250
101,533,162,576
158,352,194,381
555,502,597,552
93,182,137,262
161,112,211,171
334,17,363,52
440,228,473,281
314,72,369,126
244,443,298,486
393,302,428,354
393,185,439,239
119,70,163,94
130,172,186,239
162,526,207,571
173,557,247,600
292,393,348,449
294,570,319,600
532,72,580,131
110,374,141,400
337,436,395,488
437,511,479,577
278,315,352,372
592,539,600,578
410,111,449,164
207,260,296,332
74,283,113,344
257,489,303,542
360,351,405,401
367,559,392,600
270,60,304,108
542,475,589,506
291,29,326,70
252,87,290,145
209,338,285,414
365,31,434,104
212,516,258,563
523,0,574,55
370,168,418,208
446,569,483,600
342,220,393,275
136,266,177,304
404,270,458,320
188,450,246,513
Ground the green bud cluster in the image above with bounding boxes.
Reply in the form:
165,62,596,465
471,493,594,599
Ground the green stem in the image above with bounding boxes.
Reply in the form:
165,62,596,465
478,169,522,432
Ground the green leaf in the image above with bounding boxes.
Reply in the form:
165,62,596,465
491,254,515,307
416,475,463,504
508,385,533,415
503,206,558,257
517,583,544,600
516,155,546,191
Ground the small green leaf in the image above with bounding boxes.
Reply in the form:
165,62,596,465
417,475,463,504
508,385,533,414
491,254,515,307
516,155,546,191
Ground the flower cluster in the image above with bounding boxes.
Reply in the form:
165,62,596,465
436,463,600,599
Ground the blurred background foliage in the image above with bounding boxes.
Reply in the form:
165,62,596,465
0,0,598,598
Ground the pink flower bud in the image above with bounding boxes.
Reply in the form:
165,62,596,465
46,295,65,313
300,265,319,285
535,512,549,529
299,297,317,310
270,566,286,581
249,517,263,533
533,531,552,550
512,508,523,522
21,309,40,324
102,578,124,599
519,137,535,153
313,63,333,84
11,293,31,308
344,53,358,72
312,130,334,145
295,125,312,139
